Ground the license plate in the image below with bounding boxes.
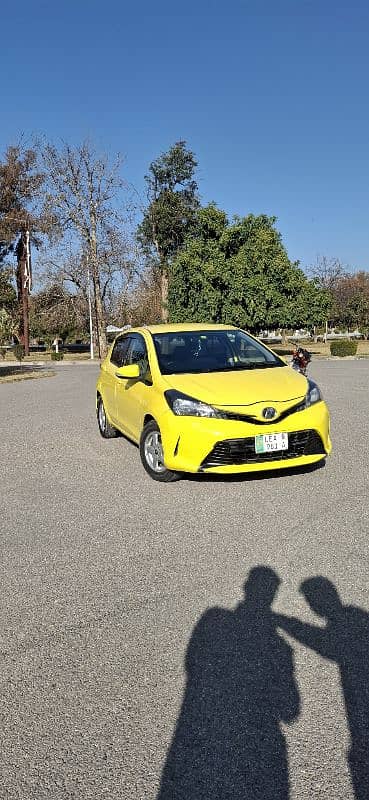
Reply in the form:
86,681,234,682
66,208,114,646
255,432,289,454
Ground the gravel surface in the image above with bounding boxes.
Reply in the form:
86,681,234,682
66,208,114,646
1,360,369,799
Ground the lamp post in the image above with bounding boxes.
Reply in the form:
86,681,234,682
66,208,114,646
86,261,94,360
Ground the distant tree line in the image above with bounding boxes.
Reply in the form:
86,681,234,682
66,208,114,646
1,139,368,356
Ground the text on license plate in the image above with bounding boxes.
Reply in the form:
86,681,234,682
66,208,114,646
255,432,289,454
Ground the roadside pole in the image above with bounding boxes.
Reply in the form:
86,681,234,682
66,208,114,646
17,225,31,356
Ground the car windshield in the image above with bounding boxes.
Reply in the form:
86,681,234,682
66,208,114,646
152,329,284,375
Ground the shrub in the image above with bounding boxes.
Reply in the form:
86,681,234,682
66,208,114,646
13,343,25,362
330,339,358,357
50,351,64,361
0,347,6,360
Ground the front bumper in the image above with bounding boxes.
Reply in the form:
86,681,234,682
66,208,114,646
159,401,331,474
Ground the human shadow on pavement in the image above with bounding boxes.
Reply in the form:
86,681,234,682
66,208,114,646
275,577,369,800
157,567,300,800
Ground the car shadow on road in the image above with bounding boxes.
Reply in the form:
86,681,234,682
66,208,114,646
157,567,300,800
185,459,326,483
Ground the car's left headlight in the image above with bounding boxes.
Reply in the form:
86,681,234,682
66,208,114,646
305,379,322,407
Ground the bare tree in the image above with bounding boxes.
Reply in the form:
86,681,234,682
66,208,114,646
42,141,134,357
307,257,349,335
29,283,89,343
308,256,346,291
38,230,139,348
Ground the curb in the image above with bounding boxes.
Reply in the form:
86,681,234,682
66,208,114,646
2,360,100,367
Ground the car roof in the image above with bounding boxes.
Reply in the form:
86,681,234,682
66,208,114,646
133,323,238,335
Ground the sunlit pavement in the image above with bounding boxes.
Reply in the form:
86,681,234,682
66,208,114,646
1,361,368,799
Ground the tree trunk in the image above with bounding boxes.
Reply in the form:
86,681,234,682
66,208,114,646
92,266,107,358
161,268,169,323
16,239,30,356
90,220,107,358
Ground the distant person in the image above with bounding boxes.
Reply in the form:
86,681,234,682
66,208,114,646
157,567,300,800
275,578,369,800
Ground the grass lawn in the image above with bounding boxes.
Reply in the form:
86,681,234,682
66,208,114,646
273,340,369,358
0,365,55,383
0,351,92,364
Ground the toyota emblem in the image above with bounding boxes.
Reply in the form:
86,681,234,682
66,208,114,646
262,407,277,420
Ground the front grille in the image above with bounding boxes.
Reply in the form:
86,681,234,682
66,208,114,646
200,430,326,469
218,399,306,425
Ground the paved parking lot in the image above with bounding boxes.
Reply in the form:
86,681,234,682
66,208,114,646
1,360,369,799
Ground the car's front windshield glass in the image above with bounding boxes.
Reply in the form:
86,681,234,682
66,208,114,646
152,329,284,375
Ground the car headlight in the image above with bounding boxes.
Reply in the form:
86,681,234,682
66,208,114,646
305,379,322,407
165,390,227,418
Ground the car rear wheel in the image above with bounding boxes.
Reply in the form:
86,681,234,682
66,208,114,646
140,421,180,482
97,396,118,439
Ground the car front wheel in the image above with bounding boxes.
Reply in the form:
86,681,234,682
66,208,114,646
97,396,118,439
139,421,180,482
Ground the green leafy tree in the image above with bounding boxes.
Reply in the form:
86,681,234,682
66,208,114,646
168,205,329,329
0,307,16,345
0,144,44,263
137,141,199,320
0,144,46,349
0,268,17,311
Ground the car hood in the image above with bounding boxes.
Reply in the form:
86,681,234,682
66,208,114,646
162,366,307,408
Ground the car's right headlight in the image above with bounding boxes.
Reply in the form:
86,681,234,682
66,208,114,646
164,390,227,418
305,379,322,407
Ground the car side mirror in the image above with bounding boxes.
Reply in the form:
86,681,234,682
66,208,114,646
115,364,140,379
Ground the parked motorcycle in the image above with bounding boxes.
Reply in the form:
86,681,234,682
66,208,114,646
290,346,311,376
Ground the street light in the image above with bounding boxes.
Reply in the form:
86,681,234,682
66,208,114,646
86,261,94,360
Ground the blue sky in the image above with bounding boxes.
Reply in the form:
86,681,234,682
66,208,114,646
1,0,369,271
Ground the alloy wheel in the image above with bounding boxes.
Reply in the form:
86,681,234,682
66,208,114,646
98,400,106,433
144,431,166,473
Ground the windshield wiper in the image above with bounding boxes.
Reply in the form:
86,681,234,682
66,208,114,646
248,362,282,368
163,362,281,375
206,362,281,372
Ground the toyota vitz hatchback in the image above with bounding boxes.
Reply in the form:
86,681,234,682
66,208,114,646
96,323,331,482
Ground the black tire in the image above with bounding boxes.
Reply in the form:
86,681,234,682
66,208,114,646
97,396,118,439
139,420,180,482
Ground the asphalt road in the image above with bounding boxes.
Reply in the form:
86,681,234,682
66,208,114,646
1,360,369,800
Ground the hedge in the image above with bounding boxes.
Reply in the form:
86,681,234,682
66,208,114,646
13,344,25,362
330,340,358,357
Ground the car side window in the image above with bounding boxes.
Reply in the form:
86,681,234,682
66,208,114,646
126,334,151,381
110,336,131,367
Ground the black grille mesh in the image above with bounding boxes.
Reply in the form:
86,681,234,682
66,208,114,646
200,430,326,469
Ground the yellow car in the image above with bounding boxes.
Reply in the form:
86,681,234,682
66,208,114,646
96,323,331,482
